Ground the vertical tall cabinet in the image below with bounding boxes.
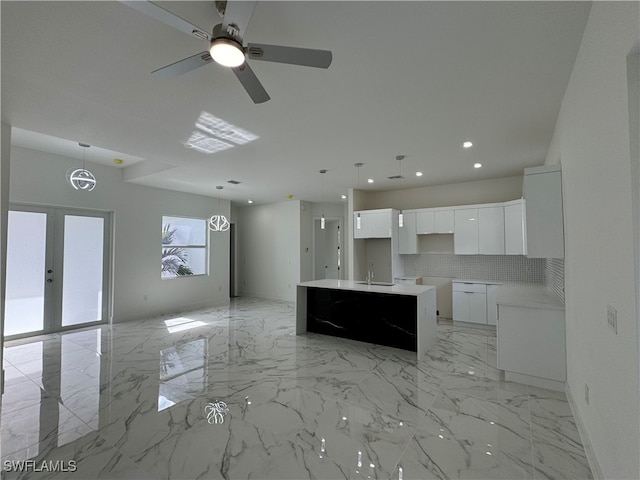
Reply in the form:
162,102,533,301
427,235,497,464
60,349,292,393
523,165,564,258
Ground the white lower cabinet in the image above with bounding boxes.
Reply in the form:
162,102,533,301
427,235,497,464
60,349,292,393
486,284,499,325
452,281,500,325
452,282,487,324
497,303,566,385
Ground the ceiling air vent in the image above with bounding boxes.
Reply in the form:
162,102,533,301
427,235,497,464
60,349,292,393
387,175,404,180
227,180,242,185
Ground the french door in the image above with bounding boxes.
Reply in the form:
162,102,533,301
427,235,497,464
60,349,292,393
4,204,111,339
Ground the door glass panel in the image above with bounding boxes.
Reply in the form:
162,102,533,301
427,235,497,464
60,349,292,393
4,211,47,336
61,215,104,327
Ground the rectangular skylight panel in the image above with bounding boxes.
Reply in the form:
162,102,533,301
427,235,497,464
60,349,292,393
184,131,233,154
195,111,258,145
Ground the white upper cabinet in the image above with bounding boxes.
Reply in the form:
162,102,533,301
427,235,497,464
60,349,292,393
478,206,505,254
504,199,527,255
353,209,393,239
454,209,479,254
523,165,564,258
398,211,418,254
370,211,393,238
416,210,435,234
434,210,455,233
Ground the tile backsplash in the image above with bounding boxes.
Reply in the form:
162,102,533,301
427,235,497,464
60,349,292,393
545,258,565,304
402,254,545,283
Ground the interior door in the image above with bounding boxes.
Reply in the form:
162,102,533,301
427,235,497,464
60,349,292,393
314,218,342,280
4,205,110,339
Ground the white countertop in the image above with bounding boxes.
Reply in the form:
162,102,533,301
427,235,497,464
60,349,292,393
452,279,503,285
496,284,564,310
298,279,434,297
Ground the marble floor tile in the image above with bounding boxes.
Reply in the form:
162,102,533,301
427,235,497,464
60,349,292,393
1,297,593,480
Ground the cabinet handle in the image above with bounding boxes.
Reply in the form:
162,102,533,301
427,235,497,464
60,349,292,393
464,291,474,294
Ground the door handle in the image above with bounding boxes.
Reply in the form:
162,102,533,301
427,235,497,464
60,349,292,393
47,279,53,283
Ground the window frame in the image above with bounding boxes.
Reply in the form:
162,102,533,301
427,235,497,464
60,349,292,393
161,215,209,279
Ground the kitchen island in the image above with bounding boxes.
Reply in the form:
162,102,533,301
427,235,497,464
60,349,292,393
296,279,437,356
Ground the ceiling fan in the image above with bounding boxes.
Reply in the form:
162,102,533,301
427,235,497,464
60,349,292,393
121,0,332,103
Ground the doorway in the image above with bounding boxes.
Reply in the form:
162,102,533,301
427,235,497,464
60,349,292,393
3,204,111,339
313,217,343,280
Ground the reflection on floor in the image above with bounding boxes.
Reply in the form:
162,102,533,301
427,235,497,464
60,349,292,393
1,297,592,479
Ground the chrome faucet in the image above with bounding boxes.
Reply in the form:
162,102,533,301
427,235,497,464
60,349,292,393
367,261,375,285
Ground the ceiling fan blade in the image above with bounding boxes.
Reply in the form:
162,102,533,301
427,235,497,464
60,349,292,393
152,51,213,78
121,1,210,42
232,62,270,104
247,43,332,69
221,1,257,39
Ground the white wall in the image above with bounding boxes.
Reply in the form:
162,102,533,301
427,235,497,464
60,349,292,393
545,3,640,478
1,122,11,393
9,146,230,322
235,200,301,301
364,175,523,210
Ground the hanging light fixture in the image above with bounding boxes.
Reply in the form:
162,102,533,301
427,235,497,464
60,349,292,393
319,169,327,229
208,186,230,232
354,163,363,229
396,155,405,227
68,143,97,191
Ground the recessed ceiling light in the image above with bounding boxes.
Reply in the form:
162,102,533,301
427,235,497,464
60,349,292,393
416,171,423,177
474,163,482,168
247,199,253,204
341,194,347,199
367,178,374,183
113,158,124,165
463,141,473,149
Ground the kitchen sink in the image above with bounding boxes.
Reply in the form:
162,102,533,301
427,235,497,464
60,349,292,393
355,281,396,286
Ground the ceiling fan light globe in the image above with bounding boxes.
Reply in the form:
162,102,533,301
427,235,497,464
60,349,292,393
210,38,245,67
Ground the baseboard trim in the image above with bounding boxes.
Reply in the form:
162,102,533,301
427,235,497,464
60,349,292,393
565,384,604,479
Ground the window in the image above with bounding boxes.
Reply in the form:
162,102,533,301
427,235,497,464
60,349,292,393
161,216,207,278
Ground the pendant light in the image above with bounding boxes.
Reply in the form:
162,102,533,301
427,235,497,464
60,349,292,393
319,169,327,229
68,143,97,191
354,163,363,229
209,186,230,232
396,155,405,228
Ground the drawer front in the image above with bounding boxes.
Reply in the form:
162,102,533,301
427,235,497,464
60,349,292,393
452,282,487,293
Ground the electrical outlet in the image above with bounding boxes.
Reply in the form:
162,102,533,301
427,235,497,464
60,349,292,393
607,305,618,334
585,384,590,405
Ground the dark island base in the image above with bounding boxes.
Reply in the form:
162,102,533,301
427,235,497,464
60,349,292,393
305,287,417,351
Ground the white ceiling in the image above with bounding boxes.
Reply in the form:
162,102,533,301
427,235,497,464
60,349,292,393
1,1,591,205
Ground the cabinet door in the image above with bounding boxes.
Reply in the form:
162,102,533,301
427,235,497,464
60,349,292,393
486,285,499,325
524,167,564,258
454,209,479,254
479,206,505,254
468,292,488,324
370,212,392,238
398,212,418,254
354,212,369,239
504,201,526,255
416,210,435,234
452,291,470,322
434,210,454,233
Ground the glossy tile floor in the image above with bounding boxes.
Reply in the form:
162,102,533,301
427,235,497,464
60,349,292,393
2,297,592,479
